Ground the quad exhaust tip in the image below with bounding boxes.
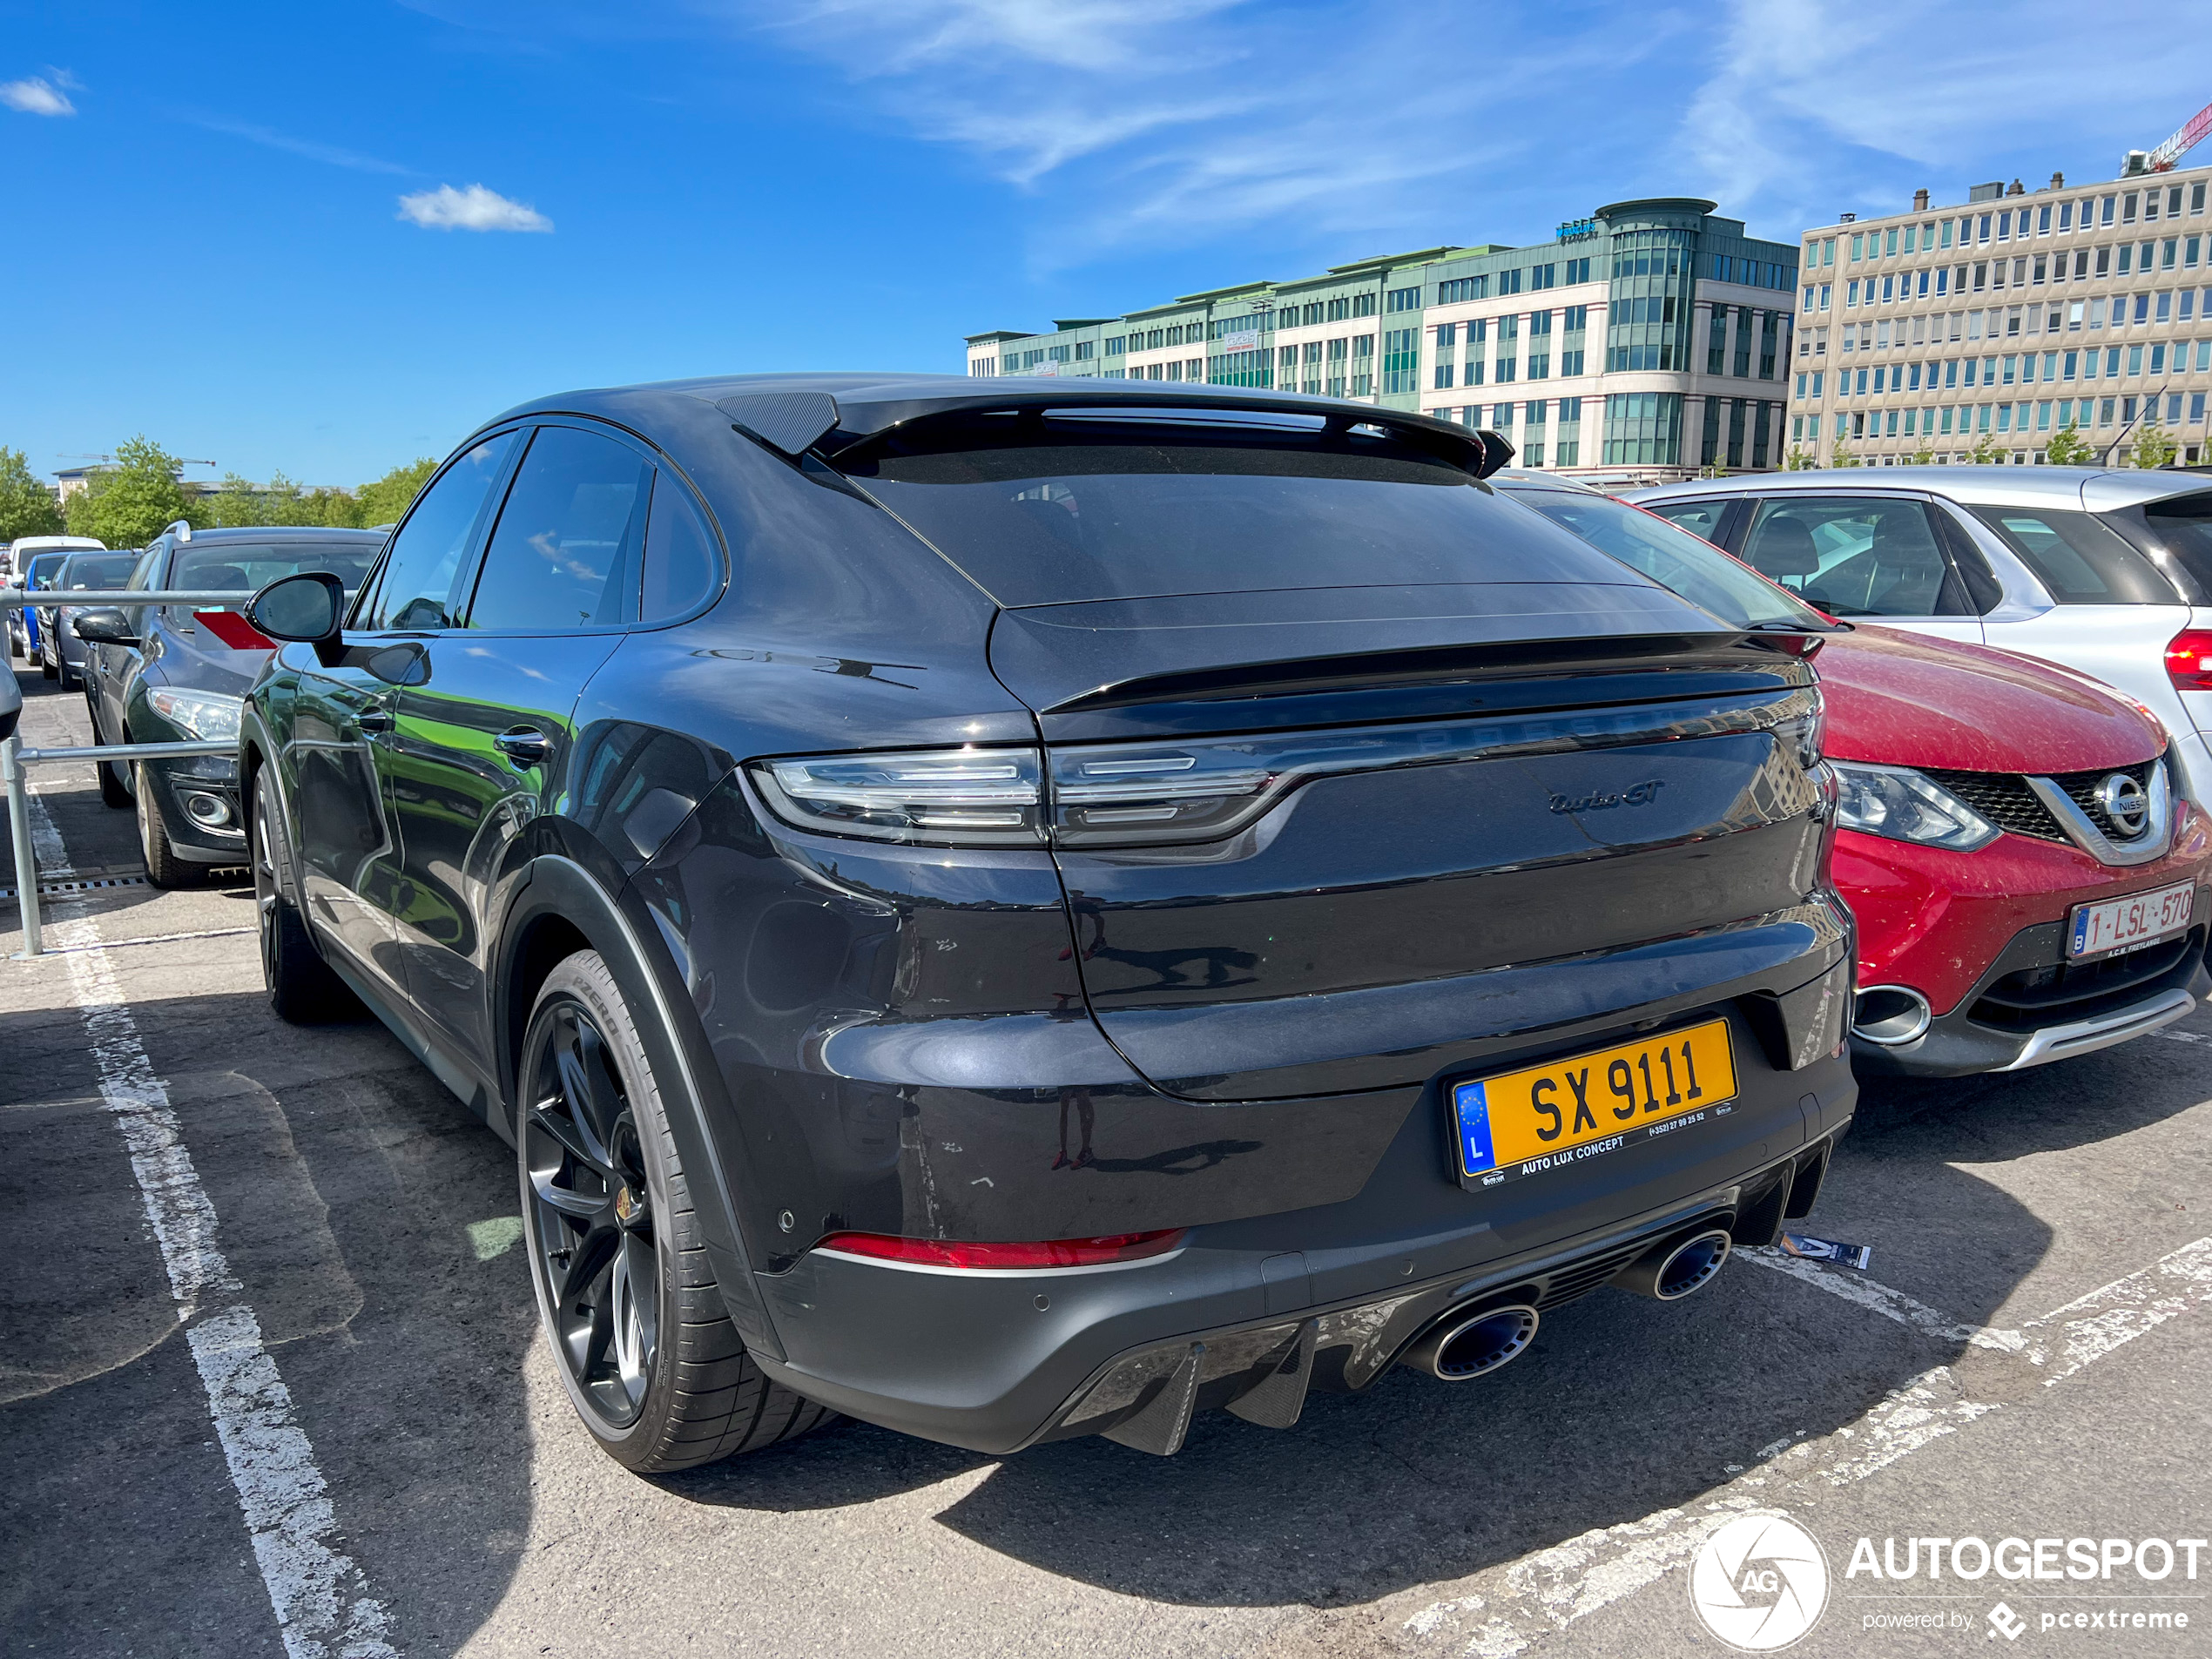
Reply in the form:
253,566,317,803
1406,1303,1541,1381
1613,1226,1733,1301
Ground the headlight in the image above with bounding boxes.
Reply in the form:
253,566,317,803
1831,760,1997,851
146,687,244,743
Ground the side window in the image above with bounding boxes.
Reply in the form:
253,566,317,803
1740,496,1976,617
1643,500,1728,544
640,474,720,621
465,425,652,631
365,431,521,631
1967,505,2179,604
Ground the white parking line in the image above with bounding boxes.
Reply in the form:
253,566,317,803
18,782,395,1659
1399,1236,2212,1656
1737,1245,2030,1352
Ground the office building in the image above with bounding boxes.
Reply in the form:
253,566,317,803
963,197,1801,482
1790,160,2212,466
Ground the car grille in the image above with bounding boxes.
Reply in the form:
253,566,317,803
1919,756,2162,846
1967,925,2204,1031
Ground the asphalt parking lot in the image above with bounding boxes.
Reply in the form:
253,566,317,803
3,657,2209,1659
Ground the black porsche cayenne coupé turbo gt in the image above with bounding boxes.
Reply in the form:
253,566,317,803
237,374,1855,1471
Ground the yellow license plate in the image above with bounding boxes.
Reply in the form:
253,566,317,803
1452,1018,1738,1184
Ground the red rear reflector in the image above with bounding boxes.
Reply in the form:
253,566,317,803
814,1229,1185,1270
2167,628,2212,691
196,609,275,651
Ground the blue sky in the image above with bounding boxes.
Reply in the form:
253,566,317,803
7,0,2209,488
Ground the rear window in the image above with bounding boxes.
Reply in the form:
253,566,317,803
172,542,381,594
834,413,1639,606
23,553,69,586
1966,505,2178,604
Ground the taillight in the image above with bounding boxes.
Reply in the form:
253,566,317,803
748,746,1046,845
813,1230,1185,1269
2167,628,2212,691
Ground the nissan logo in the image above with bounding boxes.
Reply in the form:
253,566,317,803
2097,772,2150,837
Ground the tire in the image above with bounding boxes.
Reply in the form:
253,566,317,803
90,711,132,809
249,772,362,1022
38,646,56,681
136,762,202,889
55,654,77,691
518,950,836,1472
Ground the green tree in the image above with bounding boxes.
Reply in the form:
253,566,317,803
1784,445,1817,470
2044,421,2094,465
204,472,272,528
0,446,64,540
300,487,364,527
355,457,437,527
1831,440,1860,468
63,435,193,546
2133,419,2178,469
1966,432,2009,465
1906,444,1934,465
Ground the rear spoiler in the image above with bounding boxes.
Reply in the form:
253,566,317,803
714,387,1518,479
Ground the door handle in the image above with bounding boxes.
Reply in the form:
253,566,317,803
495,727,552,769
355,709,394,735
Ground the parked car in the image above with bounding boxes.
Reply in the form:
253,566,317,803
5,535,103,662
1495,470,2212,1076
71,523,384,885
238,377,1853,1474
1621,468,2212,815
38,549,142,690
10,550,73,664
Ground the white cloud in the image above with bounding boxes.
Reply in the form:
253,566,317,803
1,76,76,117
396,183,553,232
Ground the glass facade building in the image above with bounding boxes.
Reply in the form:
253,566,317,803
964,198,1800,482
1788,162,2212,467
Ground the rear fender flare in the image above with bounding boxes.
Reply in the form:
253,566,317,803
495,855,779,1357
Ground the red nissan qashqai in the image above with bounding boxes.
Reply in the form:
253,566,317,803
1496,470,2212,1076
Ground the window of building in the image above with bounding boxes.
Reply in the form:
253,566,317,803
1105,336,1126,355
1560,348,1584,376
1433,363,1454,389
1530,263,1557,290
1565,257,1591,284
2101,196,2117,226
1436,276,1488,303
1382,327,1420,394
1386,286,1422,313
1048,344,1071,362
1602,391,1683,466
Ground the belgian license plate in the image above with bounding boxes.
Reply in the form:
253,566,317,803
2068,880,2197,960
1453,1018,1738,1188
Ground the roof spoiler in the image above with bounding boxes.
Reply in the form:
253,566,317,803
715,387,1517,479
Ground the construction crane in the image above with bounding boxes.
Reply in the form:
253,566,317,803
2123,98,2212,176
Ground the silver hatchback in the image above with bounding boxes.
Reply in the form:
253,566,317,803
1624,466,2212,806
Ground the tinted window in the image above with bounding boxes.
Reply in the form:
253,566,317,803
641,475,719,620
173,542,381,593
1501,488,1828,631
467,425,651,630
1969,504,2180,604
366,431,521,630
2137,492,2212,597
23,553,69,588
836,415,1629,606
1643,499,1730,542
60,553,139,589
1742,496,1975,617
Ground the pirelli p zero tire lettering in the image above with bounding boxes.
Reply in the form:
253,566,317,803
517,949,834,1471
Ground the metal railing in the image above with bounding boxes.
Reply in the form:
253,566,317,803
3,587,256,958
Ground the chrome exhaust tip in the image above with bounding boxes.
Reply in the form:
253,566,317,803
1405,1303,1541,1381
1612,1226,1733,1301
1851,984,1931,1047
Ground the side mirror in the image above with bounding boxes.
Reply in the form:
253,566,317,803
71,608,138,647
246,571,346,665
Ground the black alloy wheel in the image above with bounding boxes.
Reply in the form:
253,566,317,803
516,952,836,1471
525,996,662,1431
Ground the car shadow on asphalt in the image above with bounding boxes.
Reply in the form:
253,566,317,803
659,1052,2212,1615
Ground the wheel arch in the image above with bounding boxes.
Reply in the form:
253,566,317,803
495,855,781,1359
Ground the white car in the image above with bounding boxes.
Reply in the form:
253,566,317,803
4,534,104,661
1622,467,2212,806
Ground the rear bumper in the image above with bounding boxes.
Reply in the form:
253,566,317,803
748,1044,1854,1455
